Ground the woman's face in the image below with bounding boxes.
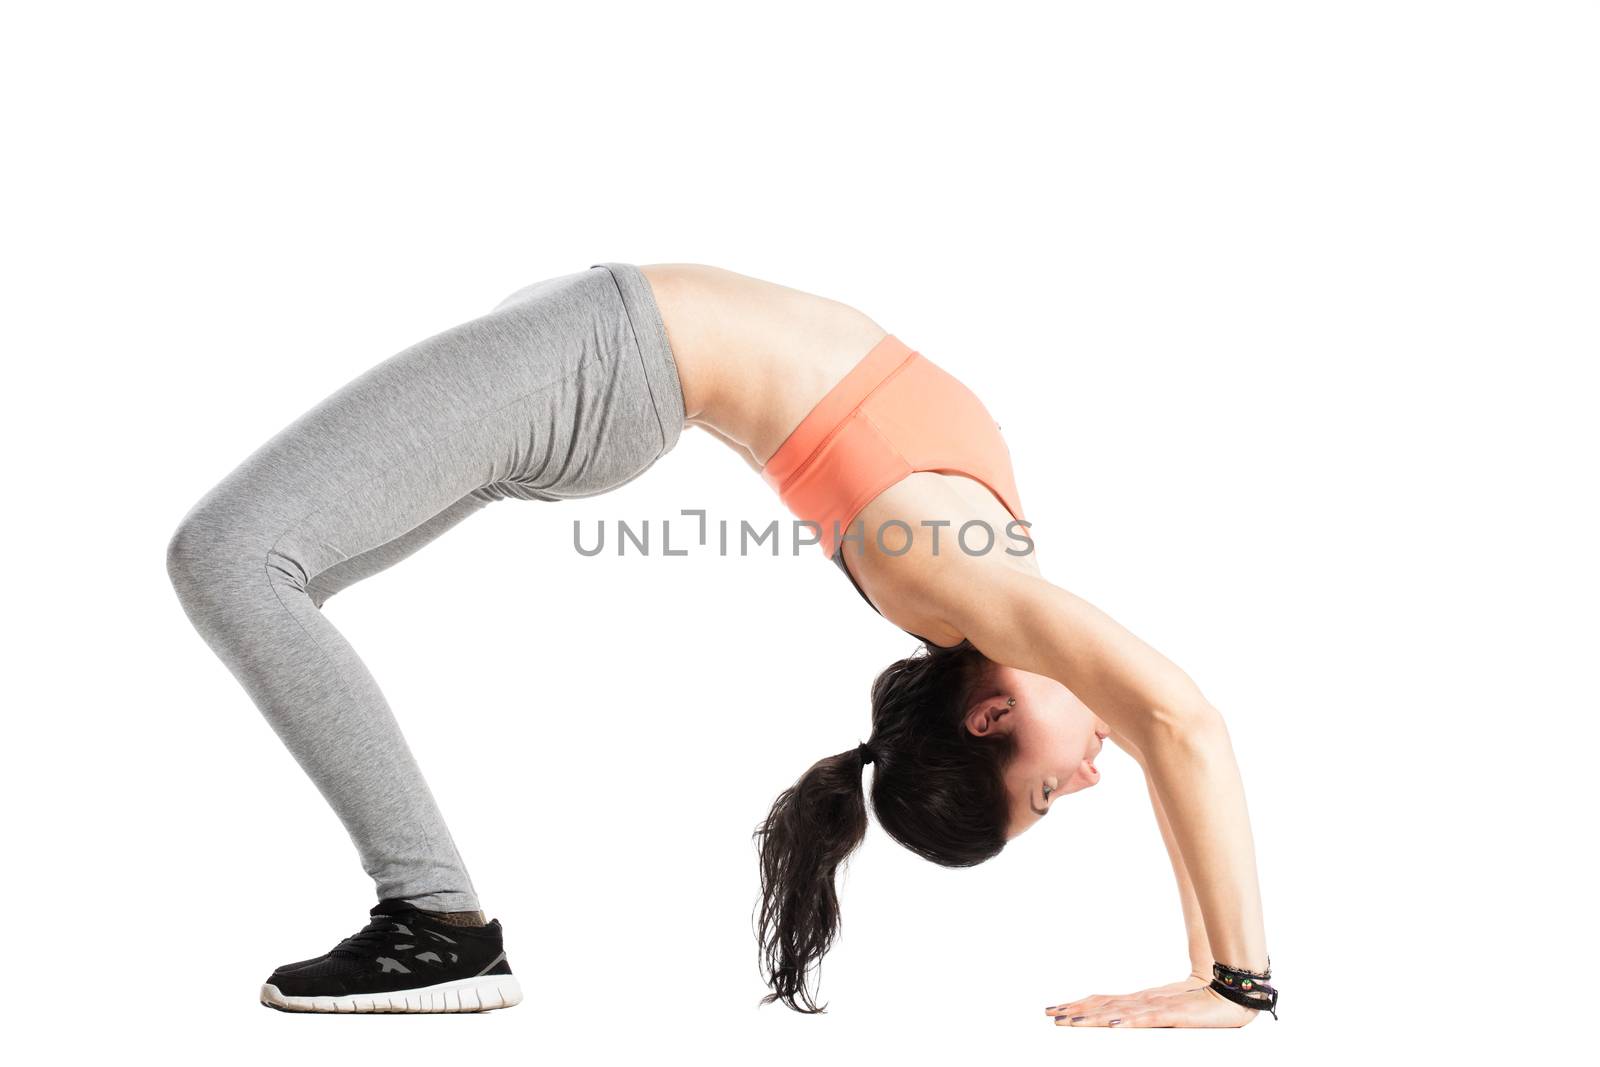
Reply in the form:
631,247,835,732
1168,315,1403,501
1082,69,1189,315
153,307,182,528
963,665,1110,840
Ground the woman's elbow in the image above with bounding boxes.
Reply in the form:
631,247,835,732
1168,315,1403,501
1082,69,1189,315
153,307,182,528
1141,695,1228,752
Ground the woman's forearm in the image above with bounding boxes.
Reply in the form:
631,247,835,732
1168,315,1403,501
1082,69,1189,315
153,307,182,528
1137,706,1269,974
1150,775,1216,977
1112,728,1214,976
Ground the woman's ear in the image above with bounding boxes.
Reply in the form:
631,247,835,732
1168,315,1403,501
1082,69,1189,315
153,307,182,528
964,694,1016,738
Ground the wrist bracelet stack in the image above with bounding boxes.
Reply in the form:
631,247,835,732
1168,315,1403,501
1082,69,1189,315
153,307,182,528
1209,957,1279,1020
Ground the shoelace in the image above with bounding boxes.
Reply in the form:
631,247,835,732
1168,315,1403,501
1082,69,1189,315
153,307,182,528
330,914,409,958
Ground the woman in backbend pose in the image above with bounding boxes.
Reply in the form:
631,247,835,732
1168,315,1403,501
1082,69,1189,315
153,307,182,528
168,262,1276,1024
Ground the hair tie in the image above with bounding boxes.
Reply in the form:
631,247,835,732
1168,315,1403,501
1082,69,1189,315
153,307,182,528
856,741,876,766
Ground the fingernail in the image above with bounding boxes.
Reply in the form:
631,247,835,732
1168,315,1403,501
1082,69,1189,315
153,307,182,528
1108,1019,1121,1026
1070,1015,1085,1022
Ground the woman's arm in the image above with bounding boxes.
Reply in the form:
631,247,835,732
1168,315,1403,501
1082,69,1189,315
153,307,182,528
928,559,1271,977
1111,727,1214,978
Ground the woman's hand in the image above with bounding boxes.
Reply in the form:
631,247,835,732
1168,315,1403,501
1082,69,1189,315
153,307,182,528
1046,972,1206,1017
1045,977,1256,1027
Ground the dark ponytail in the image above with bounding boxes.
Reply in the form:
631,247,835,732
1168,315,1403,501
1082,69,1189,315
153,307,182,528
752,640,1018,1013
751,743,871,1013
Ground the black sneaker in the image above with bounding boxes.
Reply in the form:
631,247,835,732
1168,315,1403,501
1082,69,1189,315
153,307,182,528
260,898,523,1013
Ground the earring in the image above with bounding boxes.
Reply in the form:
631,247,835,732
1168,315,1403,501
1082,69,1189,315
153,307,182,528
1006,697,1016,707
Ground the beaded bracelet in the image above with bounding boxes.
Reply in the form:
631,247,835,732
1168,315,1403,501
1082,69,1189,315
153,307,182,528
1209,957,1279,1020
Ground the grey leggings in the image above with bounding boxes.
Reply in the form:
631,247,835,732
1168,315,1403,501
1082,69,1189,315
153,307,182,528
166,262,684,911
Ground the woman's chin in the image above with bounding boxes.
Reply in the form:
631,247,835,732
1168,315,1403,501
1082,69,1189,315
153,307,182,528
1068,758,1101,791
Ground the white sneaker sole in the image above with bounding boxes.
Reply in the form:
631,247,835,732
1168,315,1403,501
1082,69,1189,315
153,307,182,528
260,973,524,1013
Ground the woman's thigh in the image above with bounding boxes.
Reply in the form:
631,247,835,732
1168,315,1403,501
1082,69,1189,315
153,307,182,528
178,264,679,594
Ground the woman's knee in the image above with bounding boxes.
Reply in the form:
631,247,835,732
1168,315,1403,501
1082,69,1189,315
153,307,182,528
167,508,222,608
165,495,280,617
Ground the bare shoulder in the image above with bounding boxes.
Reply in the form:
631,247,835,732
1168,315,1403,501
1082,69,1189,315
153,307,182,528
913,539,1207,726
845,472,1043,646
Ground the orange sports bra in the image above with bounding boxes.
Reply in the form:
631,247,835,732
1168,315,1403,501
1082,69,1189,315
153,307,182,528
761,333,1026,641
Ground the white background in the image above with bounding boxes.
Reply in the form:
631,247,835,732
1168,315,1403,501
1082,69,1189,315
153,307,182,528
3,1,1594,1062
